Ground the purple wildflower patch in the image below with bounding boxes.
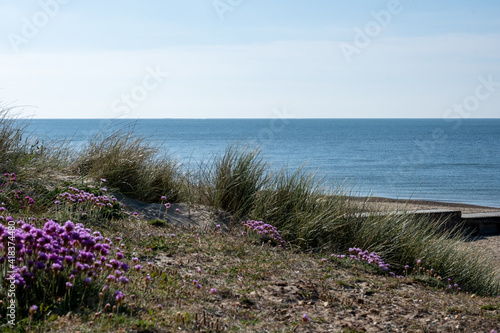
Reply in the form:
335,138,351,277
241,220,286,248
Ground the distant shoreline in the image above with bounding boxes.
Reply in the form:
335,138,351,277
350,196,500,213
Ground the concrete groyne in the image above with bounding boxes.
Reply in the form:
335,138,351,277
405,209,500,235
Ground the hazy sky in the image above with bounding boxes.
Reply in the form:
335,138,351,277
1,0,499,118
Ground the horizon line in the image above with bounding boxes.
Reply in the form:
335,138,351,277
20,117,500,120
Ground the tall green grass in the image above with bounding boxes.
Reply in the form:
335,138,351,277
75,127,183,203
197,145,268,219
0,105,70,177
347,212,500,295
251,167,355,249
0,105,32,173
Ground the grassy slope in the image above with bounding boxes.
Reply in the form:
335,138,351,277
35,219,500,333
1,175,498,332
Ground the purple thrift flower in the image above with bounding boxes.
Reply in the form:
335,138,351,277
37,252,48,262
109,259,120,269
52,263,62,272
75,262,85,271
64,255,74,264
84,277,92,286
115,291,125,303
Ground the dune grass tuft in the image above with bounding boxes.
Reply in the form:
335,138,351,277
0,105,34,173
75,127,183,203
0,105,71,179
197,145,269,220
251,167,361,252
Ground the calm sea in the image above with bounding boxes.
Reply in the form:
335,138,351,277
22,119,500,208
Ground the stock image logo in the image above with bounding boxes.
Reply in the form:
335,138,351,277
7,0,71,53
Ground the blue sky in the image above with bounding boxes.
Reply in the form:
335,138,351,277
1,0,499,118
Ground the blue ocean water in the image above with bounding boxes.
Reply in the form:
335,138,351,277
23,119,500,208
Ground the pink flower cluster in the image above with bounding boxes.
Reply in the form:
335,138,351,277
0,218,129,293
0,173,36,211
57,186,120,209
0,192,35,211
241,220,286,248
1,173,17,183
331,247,390,272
